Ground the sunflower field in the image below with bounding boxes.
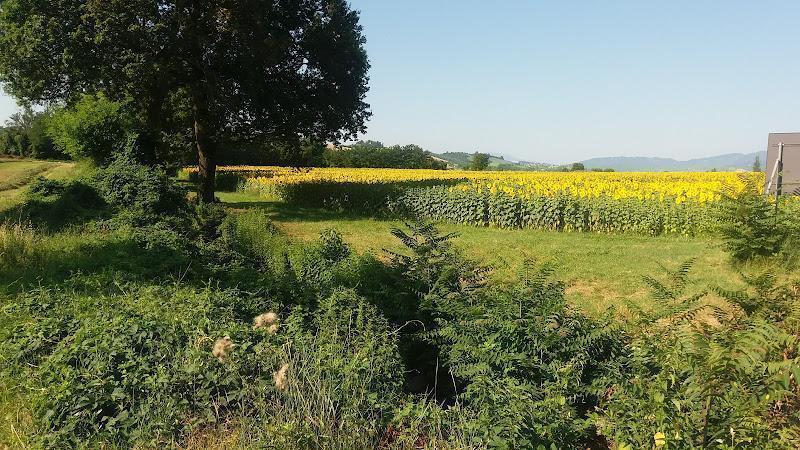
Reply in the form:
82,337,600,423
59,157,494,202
188,166,765,235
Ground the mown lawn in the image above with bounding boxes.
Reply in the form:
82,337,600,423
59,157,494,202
219,191,775,315
0,158,75,211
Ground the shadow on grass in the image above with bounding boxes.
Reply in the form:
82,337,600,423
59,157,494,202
0,235,193,294
0,182,110,232
224,199,395,223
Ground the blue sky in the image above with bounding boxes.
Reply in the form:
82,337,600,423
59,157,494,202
2,1,799,163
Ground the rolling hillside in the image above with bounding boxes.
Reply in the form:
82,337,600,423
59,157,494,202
581,151,766,172
435,152,557,170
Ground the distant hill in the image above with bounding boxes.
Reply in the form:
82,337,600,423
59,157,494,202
435,152,556,171
581,151,767,172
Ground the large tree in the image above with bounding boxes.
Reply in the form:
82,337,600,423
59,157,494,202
0,0,370,201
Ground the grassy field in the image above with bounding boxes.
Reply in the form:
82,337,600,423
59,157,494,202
219,191,771,316
0,163,781,314
2,162,798,448
0,158,75,211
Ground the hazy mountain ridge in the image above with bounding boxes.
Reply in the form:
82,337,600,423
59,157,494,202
434,150,768,172
581,151,767,172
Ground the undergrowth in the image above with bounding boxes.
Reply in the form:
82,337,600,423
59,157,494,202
1,163,799,449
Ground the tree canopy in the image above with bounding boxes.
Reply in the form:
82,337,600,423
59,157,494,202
0,0,371,201
324,142,447,169
469,152,490,171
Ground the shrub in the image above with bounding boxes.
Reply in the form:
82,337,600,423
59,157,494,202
2,179,108,231
717,188,793,261
387,222,625,448
317,228,351,263
47,93,130,164
425,264,625,448
595,262,800,449
94,144,187,221
26,177,65,197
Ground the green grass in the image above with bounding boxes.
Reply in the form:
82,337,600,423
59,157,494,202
2,165,796,447
0,158,76,212
219,191,778,315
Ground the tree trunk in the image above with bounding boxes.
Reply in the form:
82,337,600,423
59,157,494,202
194,100,216,203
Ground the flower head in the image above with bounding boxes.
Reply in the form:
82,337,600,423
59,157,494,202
274,363,290,391
212,336,234,362
253,311,279,330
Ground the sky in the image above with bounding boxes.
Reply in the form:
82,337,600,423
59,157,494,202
2,1,799,163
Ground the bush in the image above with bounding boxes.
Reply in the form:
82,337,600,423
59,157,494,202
595,262,800,449
94,144,187,221
0,274,405,448
1,178,108,231
316,228,351,263
717,189,798,261
425,264,624,448
386,222,625,448
47,93,131,164
26,177,65,197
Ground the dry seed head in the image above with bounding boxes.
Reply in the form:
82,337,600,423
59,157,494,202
212,336,234,362
274,363,289,390
253,311,279,330
267,323,279,335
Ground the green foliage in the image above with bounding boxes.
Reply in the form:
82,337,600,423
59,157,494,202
717,186,798,261
94,144,187,221
470,152,491,171
3,162,800,448
317,228,352,263
571,162,586,171
0,0,371,200
0,245,404,448
0,108,61,158
428,273,624,447
245,178,463,213
0,221,39,270
400,186,710,235
26,176,65,197
596,262,800,449
324,143,447,169
47,93,130,164
387,222,624,448
2,177,108,231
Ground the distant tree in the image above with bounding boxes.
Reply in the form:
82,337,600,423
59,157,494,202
0,106,59,158
351,140,385,149
0,0,370,202
324,143,446,169
571,162,585,171
753,155,762,172
470,152,490,171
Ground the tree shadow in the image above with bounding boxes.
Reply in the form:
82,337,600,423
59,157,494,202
0,182,110,232
224,199,395,223
0,235,193,295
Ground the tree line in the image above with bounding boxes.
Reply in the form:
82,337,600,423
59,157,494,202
0,0,371,202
